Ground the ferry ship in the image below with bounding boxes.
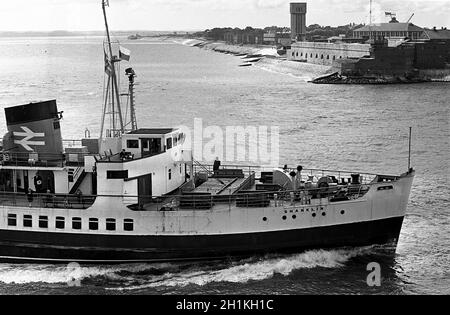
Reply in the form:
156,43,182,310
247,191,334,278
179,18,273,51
0,1,415,263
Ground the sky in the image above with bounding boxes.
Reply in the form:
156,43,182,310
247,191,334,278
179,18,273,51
0,0,449,32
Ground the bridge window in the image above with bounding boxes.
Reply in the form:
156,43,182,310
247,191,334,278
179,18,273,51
173,136,178,146
56,217,65,229
72,217,82,230
168,169,172,180
166,138,173,150
7,214,17,226
89,218,99,231
124,219,134,231
39,216,48,228
106,218,116,231
107,170,128,179
23,215,32,228
127,139,139,149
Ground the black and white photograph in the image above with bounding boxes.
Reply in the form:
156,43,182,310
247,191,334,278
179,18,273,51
0,0,448,299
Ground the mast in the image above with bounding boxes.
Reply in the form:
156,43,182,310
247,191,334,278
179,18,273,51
100,0,124,140
408,127,412,171
369,0,373,40
127,68,138,131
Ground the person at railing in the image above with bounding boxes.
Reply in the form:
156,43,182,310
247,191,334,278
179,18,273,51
213,157,221,172
63,196,71,209
120,149,127,161
34,174,44,193
76,189,84,208
44,189,54,208
26,188,34,207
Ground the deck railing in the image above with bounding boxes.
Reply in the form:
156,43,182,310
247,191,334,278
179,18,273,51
0,178,385,211
0,191,96,210
192,163,382,185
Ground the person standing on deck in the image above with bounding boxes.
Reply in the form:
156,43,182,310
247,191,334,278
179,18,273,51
26,188,34,207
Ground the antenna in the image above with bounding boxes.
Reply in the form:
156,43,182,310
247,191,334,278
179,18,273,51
408,127,413,172
100,0,125,141
406,13,415,23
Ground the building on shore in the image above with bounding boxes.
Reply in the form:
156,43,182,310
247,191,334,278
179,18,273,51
288,42,371,66
332,40,448,77
263,31,292,46
352,17,424,40
224,29,264,45
421,27,450,62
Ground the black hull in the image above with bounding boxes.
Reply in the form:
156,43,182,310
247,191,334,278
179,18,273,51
0,217,404,264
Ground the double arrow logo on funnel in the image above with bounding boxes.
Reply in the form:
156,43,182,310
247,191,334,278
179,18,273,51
13,127,45,151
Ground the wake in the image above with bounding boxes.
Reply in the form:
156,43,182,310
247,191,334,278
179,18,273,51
0,247,377,288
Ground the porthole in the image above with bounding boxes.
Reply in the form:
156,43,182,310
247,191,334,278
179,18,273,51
312,213,317,218
322,212,326,217
341,210,345,215
263,217,268,222
282,216,287,221
292,215,297,220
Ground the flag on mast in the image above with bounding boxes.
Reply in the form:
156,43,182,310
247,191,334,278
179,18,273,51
104,49,112,75
119,46,131,61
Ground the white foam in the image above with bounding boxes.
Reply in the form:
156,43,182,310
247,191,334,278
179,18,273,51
0,263,170,285
0,247,373,287
111,247,372,291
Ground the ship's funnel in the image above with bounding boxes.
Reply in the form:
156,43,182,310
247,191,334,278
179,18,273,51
3,100,64,163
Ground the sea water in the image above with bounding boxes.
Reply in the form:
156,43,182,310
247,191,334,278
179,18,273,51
0,36,448,295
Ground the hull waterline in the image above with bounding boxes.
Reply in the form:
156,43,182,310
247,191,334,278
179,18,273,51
0,216,404,264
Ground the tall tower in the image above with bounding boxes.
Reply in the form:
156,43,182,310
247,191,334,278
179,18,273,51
290,3,307,42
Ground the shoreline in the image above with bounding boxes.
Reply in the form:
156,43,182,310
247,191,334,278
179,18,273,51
177,38,450,84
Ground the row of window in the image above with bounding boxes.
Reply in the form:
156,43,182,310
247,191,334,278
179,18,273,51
126,134,185,151
354,31,420,39
292,51,343,61
7,214,134,232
